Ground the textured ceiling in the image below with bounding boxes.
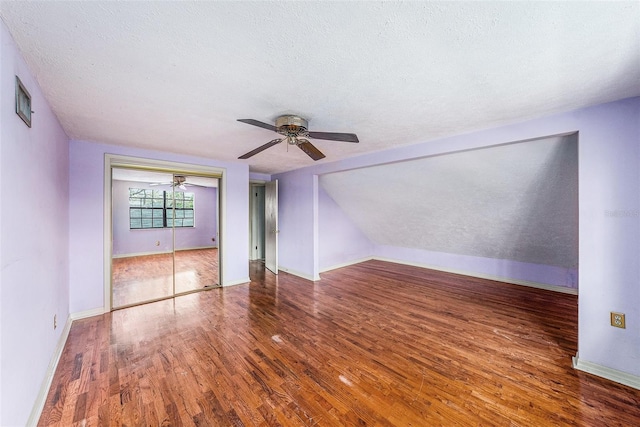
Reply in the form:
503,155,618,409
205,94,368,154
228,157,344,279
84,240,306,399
320,134,579,268
1,1,638,174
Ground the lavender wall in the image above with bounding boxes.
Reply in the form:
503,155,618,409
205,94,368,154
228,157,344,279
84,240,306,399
112,180,218,256
69,140,249,314
276,96,640,379
275,170,319,279
318,186,374,271
321,135,579,273
318,134,579,289
575,98,639,376
0,22,70,426
374,245,577,289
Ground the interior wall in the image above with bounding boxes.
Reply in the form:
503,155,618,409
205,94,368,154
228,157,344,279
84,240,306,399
576,98,639,378
112,179,218,256
319,134,579,288
69,140,250,315
275,170,319,280
275,96,640,381
323,135,578,267
0,21,70,426
318,186,374,271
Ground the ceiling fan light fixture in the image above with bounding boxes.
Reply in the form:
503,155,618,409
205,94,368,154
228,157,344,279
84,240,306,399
275,115,308,137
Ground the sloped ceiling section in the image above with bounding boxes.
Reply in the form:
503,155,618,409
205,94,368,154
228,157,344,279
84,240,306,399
320,134,578,268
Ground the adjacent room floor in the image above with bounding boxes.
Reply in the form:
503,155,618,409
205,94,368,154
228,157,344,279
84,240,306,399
39,260,640,425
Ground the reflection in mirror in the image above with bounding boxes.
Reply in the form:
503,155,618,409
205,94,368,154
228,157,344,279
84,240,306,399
111,169,220,309
111,168,175,308
174,175,220,294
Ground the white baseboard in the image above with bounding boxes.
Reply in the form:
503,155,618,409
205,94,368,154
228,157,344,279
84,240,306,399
320,257,374,273
112,250,172,259
27,316,73,426
278,266,320,282
112,246,217,259
573,355,640,390
223,277,250,287
175,245,217,252
373,256,578,295
71,307,106,321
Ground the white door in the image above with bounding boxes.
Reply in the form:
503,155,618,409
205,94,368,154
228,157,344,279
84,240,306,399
265,180,278,274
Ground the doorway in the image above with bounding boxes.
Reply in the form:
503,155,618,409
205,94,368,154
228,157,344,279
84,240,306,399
249,184,266,261
110,166,220,309
249,180,278,274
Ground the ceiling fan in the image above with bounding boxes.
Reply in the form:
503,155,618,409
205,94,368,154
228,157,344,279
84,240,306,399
149,175,206,191
237,115,359,161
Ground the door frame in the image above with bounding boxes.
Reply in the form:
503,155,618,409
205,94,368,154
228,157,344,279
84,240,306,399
104,154,225,312
264,179,278,274
249,183,266,261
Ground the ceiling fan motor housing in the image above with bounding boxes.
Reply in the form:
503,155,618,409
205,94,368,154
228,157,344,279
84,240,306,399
237,113,356,161
275,115,309,138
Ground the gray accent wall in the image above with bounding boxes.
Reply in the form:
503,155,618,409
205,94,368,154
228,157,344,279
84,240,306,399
320,134,578,269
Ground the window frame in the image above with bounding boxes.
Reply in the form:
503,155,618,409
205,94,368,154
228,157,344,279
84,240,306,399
128,188,195,229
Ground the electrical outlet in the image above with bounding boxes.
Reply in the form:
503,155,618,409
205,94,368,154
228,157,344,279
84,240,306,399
611,312,625,329
53,314,57,330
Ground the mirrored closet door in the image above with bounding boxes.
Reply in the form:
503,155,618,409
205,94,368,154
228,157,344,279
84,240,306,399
111,168,220,309
173,175,220,294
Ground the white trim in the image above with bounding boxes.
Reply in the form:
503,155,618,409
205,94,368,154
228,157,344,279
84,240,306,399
312,175,320,280
279,266,320,282
373,256,578,295
70,307,106,321
218,170,226,288
112,246,217,259
573,355,640,390
105,154,225,177
223,277,251,287
320,257,375,273
112,250,172,259
104,156,113,312
26,316,73,426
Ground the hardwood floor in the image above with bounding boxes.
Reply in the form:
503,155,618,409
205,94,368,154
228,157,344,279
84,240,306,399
111,248,219,308
39,260,640,426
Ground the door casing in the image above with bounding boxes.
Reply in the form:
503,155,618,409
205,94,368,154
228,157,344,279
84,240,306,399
264,180,278,274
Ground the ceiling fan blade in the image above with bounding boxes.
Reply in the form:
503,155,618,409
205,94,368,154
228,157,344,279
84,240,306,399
308,131,359,143
238,138,283,159
297,139,326,161
237,119,277,132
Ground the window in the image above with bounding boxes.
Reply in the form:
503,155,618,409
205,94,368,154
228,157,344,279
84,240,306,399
129,188,194,229
167,191,195,228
